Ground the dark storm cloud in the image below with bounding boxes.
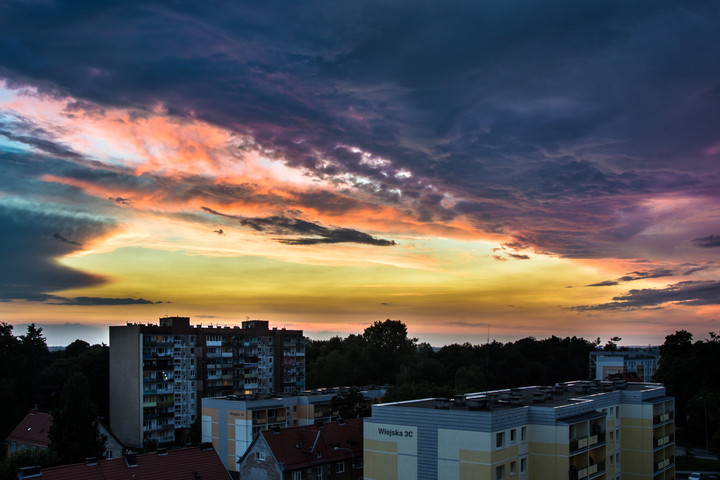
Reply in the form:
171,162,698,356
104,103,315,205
587,280,619,287
52,232,81,245
586,265,709,287
618,268,676,282
0,200,114,302
575,281,720,311
1,0,720,260
692,235,720,248
50,296,157,306
0,111,82,160
201,206,395,246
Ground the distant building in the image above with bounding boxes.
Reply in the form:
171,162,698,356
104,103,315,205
364,380,675,480
15,444,231,480
589,347,660,382
238,418,363,480
202,386,386,474
110,316,305,448
5,410,51,453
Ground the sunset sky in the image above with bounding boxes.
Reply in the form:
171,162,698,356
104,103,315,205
2,1,720,346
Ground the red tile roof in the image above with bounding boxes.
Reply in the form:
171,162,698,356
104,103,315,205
5,410,52,448
260,419,363,471
30,445,231,480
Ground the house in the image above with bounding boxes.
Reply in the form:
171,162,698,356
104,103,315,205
238,418,363,480
110,316,305,448
365,380,675,480
202,386,385,474
5,410,51,453
15,444,231,480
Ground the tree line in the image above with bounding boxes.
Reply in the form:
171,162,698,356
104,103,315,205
655,330,720,455
0,323,108,477
307,319,597,401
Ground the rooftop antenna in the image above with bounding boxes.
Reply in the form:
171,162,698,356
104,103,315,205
485,324,490,396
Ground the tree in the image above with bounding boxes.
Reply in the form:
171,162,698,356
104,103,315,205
0,448,57,480
49,372,104,463
362,320,417,384
604,337,621,351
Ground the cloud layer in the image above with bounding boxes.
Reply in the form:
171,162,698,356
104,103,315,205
1,0,720,338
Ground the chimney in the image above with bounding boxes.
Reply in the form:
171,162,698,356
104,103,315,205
123,452,138,467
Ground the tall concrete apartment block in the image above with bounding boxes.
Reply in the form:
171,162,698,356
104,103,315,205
110,316,305,448
365,380,674,480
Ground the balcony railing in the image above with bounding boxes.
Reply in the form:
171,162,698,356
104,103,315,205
653,412,674,426
654,455,674,473
654,434,674,449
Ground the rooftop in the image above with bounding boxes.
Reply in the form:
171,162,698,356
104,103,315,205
256,418,363,471
18,444,231,480
381,380,666,411
5,410,52,448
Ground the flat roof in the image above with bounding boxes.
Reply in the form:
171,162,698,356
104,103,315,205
379,381,664,411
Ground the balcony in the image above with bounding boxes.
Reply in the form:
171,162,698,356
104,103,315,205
653,412,674,426
654,434,674,449
654,455,674,473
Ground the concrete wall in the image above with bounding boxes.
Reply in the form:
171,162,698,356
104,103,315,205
109,325,143,447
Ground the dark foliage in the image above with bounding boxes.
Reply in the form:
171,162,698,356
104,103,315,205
307,320,596,402
655,330,720,455
0,324,109,458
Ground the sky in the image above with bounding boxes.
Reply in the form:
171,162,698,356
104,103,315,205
2,0,720,347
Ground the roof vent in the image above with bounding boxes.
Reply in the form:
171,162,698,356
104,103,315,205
466,398,489,411
85,457,98,465
16,466,43,479
200,442,214,451
123,452,138,467
157,448,168,456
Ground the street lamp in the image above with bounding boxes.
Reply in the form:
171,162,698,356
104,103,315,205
333,446,355,480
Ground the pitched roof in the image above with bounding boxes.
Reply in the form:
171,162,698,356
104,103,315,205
260,419,363,471
5,410,52,448
27,445,231,480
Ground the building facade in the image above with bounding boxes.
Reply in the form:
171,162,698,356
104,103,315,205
202,386,386,474
364,380,674,480
110,316,305,448
589,348,661,382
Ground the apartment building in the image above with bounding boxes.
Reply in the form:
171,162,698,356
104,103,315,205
589,347,661,382
202,386,386,474
110,316,305,448
364,380,674,480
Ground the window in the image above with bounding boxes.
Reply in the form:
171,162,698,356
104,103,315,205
256,451,265,461
496,432,505,449
337,462,345,473
615,406,620,418
520,457,527,473
292,472,301,480
510,461,516,475
521,426,527,442
510,429,516,443
315,467,323,480
496,465,505,480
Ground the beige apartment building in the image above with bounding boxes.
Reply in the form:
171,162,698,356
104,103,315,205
364,380,674,480
202,386,386,474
